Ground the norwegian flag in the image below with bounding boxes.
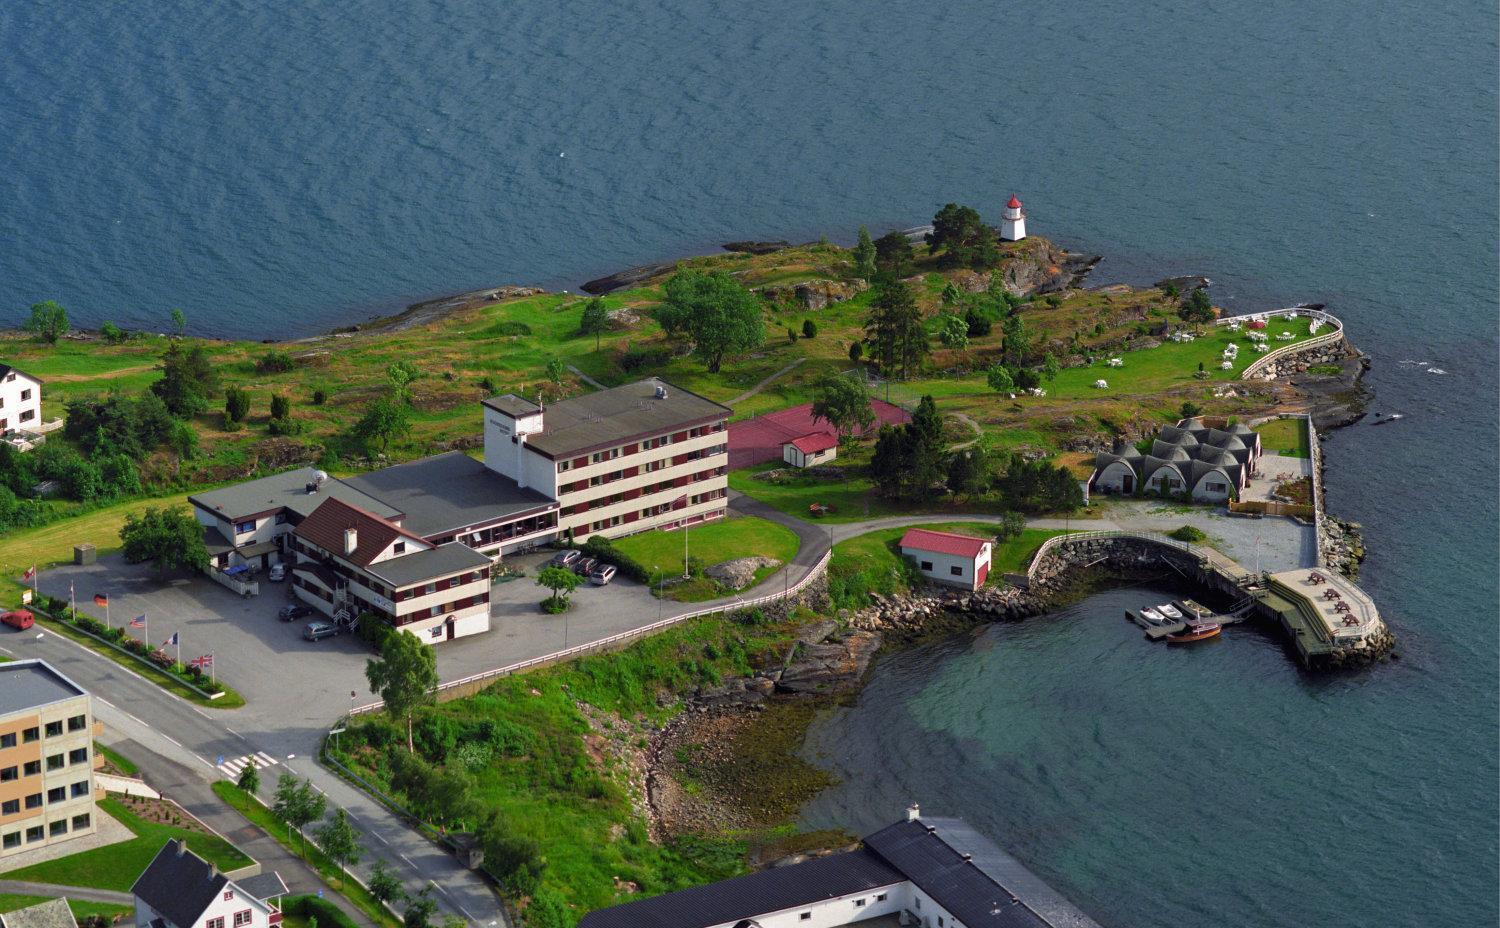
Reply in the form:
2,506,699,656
21,566,35,582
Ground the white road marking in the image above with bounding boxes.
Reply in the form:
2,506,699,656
0,646,12,655
195,755,215,769
373,831,389,845
399,852,416,866
192,706,211,719
97,698,115,708
225,727,240,736
162,735,181,747
125,713,145,726
216,753,279,778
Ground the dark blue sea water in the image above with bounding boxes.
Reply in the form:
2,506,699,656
3,1,1496,925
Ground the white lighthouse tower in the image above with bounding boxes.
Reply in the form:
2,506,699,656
1000,194,1027,241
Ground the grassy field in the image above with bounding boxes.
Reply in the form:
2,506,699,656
1256,415,1311,458
1,796,251,891
328,614,823,922
611,515,799,601
211,783,399,928
0,493,182,605
0,894,133,922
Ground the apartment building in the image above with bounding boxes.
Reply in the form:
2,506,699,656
483,378,730,541
0,660,102,859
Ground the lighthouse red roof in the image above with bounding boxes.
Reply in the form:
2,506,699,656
1006,195,1023,209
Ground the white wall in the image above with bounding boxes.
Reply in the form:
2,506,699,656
1093,461,1136,493
1191,470,1233,503
0,370,41,432
702,881,908,928
135,876,271,928
483,412,557,495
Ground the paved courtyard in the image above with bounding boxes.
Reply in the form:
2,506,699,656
1240,451,1313,504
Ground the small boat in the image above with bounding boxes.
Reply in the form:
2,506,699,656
1157,603,1183,620
1139,608,1168,626
1166,621,1222,644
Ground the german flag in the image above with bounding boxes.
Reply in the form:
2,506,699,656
93,593,108,607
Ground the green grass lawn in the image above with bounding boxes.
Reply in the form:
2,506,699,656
0,893,133,922
211,784,398,928
95,742,139,776
612,514,799,579
1255,416,1311,458
2,797,251,891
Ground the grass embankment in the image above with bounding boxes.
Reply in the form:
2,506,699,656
327,614,820,924
211,782,399,928
0,894,132,922
1,796,251,891
95,741,140,775
610,515,799,602
1256,416,1311,458
829,522,1071,609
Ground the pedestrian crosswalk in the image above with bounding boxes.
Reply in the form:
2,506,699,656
217,752,278,779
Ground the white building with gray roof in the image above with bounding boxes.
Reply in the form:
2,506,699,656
1090,417,1262,503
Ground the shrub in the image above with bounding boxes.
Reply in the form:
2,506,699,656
255,351,296,374
619,345,672,373
581,536,650,583
99,321,127,343
267,417,303,436
489,320,532,338
357,611,393,649
270,395,290,419
224,388,250,424
786,326,798,343
311,389,327,405
1169,525,1207,542
802,319,817,338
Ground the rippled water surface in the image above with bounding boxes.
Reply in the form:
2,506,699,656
3,1,1497,924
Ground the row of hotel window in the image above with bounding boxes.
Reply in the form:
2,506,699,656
0,715,89,747
205,908,257,928
798,893,889,920
587,490,725,533
557,424,726,472
567,473,725,517
564,450,726,495
1,813,91,848
0,779,92,815
1,747,91,779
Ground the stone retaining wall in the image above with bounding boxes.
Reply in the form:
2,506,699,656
1243,336,1352,380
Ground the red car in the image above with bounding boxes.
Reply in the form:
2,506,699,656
1,610,35,630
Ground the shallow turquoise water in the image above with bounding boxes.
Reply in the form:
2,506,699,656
2,1,1496,924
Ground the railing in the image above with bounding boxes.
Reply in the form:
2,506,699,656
1026,529,1251,585
348,547,833,715
1217,307,1347,380
1305,413,1328,568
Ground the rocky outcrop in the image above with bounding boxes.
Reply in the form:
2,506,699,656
1155,275,1212,293
723,240,792,255
994,237,1102,297
775,628,882,695
581,262,678,295
757,279,868,311
846,587,1042,638
605,307,643,329
704,556,780,592
1320,516,1366,578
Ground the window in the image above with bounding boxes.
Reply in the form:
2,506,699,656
2,832,17,849
236,521,255,535
448,577,460,588
1,800,18,815
0,767,15,782
16,410,30,423
67,715,86,732
21,728,36,744
46,787,65,804
71,781,90,798
429,627,443,640
207,918,225,928
70,748,88,765
43,721,62,738
855,898,867,907
49,820,66,837
71,813,90,831
0,733,13,748
799,915,811,922
224,893,235,902
424,582,436,595
275,512,288,525
24,826,42,843
557,460,570,472
876,893,887,902
393,542,406,555
46,754,63,771
938,918,944,927
23,761,39,776
233,910,253,927
19,389,31,401
950,565,963,576
920,560,933,571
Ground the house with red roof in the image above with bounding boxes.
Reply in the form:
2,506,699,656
782,432,839,469
898,528,993,591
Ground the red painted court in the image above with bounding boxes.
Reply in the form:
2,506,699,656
727,400,910,470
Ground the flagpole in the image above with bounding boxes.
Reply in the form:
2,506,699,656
211,652,216,687
30,565,37,599
105,599,110,630
69,583,75,621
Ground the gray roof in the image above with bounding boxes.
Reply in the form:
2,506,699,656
190,467,400,523
481,394,542,418
866,818,1103,928
1205,429,1246,451
343,452,554,538
363,543,492,588
131,840,231,928
0,898,76,928
519,378,730,459
577,847,905,928
0,660,87,716
1141,456,1184,480
236,870,289,902
1157,426,1199,447
1150,440,1191,462
1189,459,1239,486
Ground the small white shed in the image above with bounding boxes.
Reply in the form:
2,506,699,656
899,528,992,591
782,432,838,469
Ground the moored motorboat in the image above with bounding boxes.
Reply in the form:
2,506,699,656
1166,621,1222,644
1140,607,1168,626
1157,603,1183,620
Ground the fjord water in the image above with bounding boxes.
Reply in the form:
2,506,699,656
3,0,1496,924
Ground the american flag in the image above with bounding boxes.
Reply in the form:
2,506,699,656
129,615,146,629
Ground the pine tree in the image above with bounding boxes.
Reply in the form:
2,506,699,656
864,279,928,380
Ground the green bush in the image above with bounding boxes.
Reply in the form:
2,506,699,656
802,319,817,338
283,896,361,928
619,345,672,373
312,389,328,405
488,321,532,338
580,536,650,583
1169,525,1207,542
255,351,296,374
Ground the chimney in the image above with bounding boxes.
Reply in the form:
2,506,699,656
344,528,358,555
174,839,187,857
906,803,920,822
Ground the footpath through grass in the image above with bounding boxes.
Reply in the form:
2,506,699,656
212,782,400,928
0,894,133,922
2,796,251,891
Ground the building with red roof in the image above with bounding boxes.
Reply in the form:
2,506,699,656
783,432,839,468
898,528,993,590
1000,194,1027,242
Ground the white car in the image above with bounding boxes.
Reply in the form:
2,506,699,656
589,565,617,586
268,563,287,582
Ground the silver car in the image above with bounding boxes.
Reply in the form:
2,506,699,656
549,549,581,569
589,564,617,586
302,620,338,641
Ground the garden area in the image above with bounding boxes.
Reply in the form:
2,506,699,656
605,515,799,601
0,796,251,891
1256,416,1311,458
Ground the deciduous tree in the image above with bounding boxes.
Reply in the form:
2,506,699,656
852,226,877,280
579,298,609,350
119,506,210,577
657,271,765,373
366,631,438,753
25,301,69,343
353,397,412,455
367,859,406,906
314,807,362,877
536,565,582,612
810,374,874,447
985,364,1015,395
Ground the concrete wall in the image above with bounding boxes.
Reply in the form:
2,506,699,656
701,882,907,928
1191,470,1234,503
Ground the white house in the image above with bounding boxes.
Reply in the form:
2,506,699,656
133,840,287,928
0,365,45,450
782,432,837,469
1000,194,1027,241
578,808,1103,928
1089,417,1262,504
899,528,992,591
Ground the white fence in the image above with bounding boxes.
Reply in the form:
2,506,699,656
348,548,833,716
207,567,259,597
1217,307,1346,380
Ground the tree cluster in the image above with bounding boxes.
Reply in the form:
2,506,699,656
119,505,210,576
1178,288,1215,323
657,270,765,373
810,373,875,447
869,397,945,499
863,278,928,380
926,203,1001,270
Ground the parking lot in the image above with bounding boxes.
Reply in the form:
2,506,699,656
32,549,677,750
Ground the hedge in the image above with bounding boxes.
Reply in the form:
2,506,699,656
579,536,650,583
282,895,361,928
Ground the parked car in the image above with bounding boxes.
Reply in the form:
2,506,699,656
279,603,313,622
572,556,598,576
589,565,617,586
302,620,339,641
268,563,287,582
549,549,581,569
1,610,34,630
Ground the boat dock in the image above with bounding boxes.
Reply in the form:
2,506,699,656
1126,597,1256,640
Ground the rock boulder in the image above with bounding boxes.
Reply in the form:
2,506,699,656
705,556,780,591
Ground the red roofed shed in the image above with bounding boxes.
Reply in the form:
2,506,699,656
898,528,993,590
783,432,839,468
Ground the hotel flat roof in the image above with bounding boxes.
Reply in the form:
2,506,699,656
0,660,88,717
